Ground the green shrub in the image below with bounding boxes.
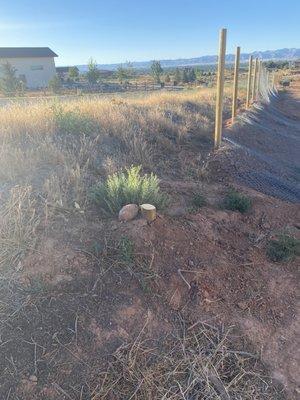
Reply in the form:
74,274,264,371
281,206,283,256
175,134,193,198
192,192,206,208
223,190,252,213
118,236,134,264
188,192,207,214
91,165,168,214
51,104,96,135
267,235,300,262
48,74,62,93
0,61,22,97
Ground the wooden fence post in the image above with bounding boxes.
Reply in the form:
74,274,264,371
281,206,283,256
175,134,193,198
272,72,276,90
214,28,227,148
246,55,253,108
251,58,258,102
231,46,240,124
256,60,262,98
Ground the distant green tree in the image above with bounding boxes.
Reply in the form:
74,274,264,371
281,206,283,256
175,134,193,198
86,58,100,84
182,68,189,83
125,61,135,79
116,65,129,84
151,60,163,83
68,66,79,81
48,74,62,93
195,67,203,79
164,73,171,83
174,68,181,84
0,62,21,96
264,60,289,70
188,68,196,82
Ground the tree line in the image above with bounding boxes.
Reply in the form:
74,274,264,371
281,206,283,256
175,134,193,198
0,57,216,96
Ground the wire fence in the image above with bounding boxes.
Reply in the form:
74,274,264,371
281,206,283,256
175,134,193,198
214,28,279,148
214,28,300,203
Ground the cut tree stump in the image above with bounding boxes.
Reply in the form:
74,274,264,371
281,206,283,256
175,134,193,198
140,204,156,222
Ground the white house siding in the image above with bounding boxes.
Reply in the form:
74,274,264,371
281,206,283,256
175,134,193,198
0,56,56,89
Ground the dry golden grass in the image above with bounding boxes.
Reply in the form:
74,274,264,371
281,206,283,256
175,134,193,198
0,88,220,182
0,186,39,271
0,87,243,268
95,320,284,399
0,87,237,140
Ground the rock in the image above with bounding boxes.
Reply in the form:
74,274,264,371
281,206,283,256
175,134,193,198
118,204,139,222
29,375,38,383
237,301,248,310
188,259,194,267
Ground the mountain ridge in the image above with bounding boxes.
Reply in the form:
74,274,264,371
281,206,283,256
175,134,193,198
75,48,300,71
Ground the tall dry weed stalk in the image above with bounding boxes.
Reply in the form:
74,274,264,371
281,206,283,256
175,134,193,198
0,186,39,271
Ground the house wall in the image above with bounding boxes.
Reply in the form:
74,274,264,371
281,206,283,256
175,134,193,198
0,57,56,89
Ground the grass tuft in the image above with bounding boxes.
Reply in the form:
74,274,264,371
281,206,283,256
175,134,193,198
223,189,252,213
192,192,207,208
267,234,300,262
118,236,135,265
91,165,168,214
96,321,284,399
51,103,97,135
0,186,39,271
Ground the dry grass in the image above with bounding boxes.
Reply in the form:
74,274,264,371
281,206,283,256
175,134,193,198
0,88,231,204
0,186,39,271
95,319,284,399
0,87,243,270
0,89,219,139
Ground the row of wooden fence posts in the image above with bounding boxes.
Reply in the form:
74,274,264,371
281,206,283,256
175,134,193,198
214,28,277,149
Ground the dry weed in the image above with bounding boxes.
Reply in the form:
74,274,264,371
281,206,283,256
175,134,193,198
0,88,244,216
0,186,39,271
95,320,284,399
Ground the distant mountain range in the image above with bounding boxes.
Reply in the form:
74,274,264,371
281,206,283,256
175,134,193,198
76,48,300,72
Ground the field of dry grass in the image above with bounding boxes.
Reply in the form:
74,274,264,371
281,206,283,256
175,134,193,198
0,87,238,201
1,88,237,281
0,88,230,266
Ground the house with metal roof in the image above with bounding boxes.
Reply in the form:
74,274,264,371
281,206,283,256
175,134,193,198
0,47,58,89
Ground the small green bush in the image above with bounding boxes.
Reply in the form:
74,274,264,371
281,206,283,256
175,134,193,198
48,74,62,93
223,190,252,213
51,104,96,135
118,236,134,264
91,165,168,214
192,192,206,208
267,235,300,262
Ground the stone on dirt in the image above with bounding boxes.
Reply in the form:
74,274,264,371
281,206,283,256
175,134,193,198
29,375,38,383
118,204,139,222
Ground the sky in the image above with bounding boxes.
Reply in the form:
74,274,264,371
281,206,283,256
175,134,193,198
0,0,299,66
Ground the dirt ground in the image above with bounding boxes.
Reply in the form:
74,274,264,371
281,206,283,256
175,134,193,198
0,82,299,399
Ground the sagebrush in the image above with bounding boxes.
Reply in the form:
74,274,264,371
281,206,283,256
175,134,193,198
91,165,168,214
267,234,300,262
223,189,252,213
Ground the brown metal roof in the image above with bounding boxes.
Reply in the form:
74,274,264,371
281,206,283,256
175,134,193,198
0,47,58,58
